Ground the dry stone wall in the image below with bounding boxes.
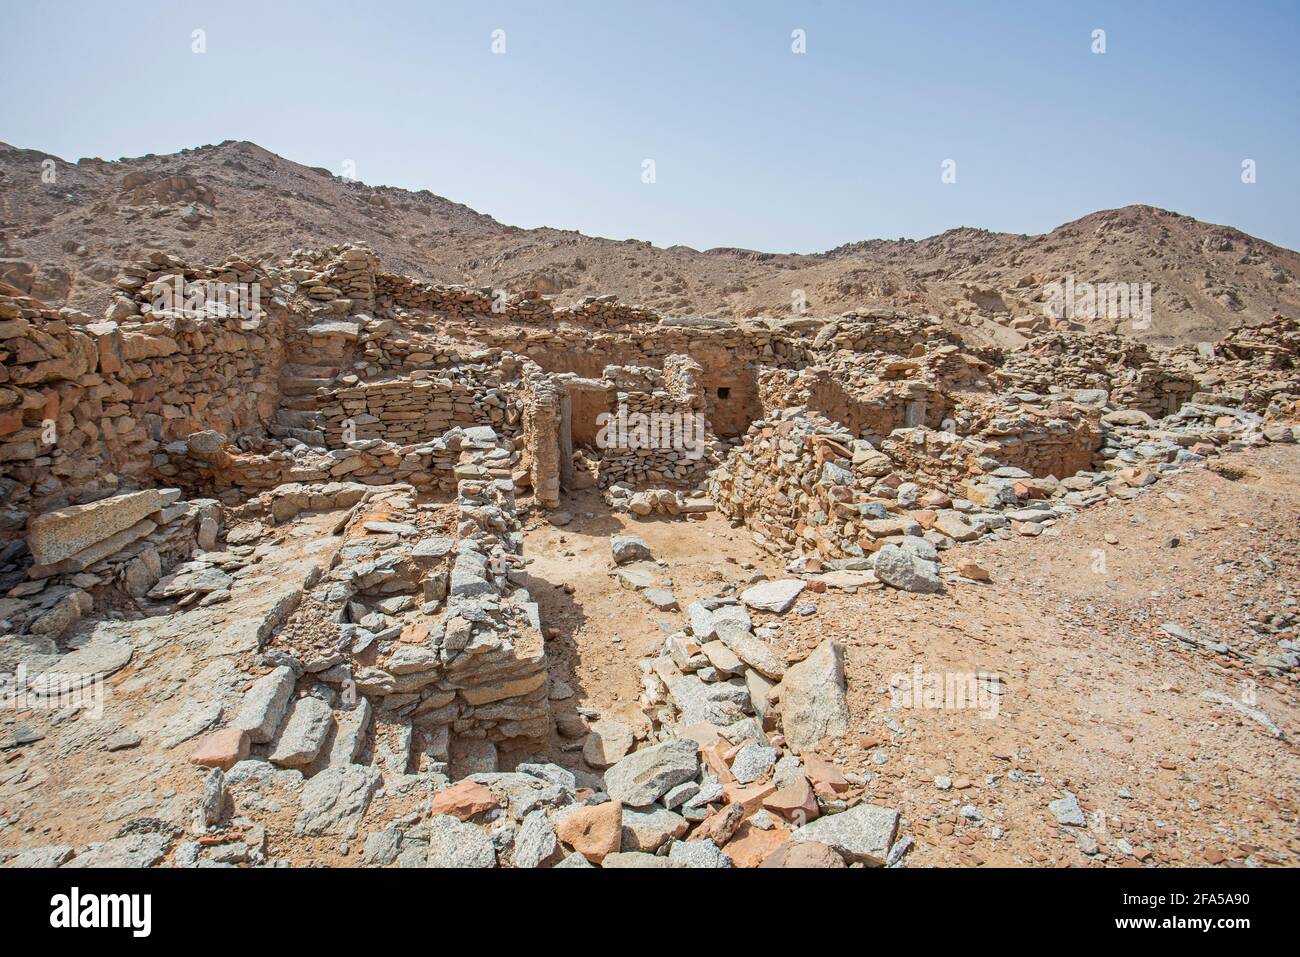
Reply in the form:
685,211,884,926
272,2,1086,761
1,254,285,532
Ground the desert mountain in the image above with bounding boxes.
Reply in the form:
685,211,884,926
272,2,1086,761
2,139,1297,345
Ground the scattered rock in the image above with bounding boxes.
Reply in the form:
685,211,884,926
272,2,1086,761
425,814,498,868
776,639,850,754
604,738,701,807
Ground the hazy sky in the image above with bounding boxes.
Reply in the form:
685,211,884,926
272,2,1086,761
3,0,1298,252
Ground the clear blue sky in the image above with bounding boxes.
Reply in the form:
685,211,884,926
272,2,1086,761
3,0,1298,252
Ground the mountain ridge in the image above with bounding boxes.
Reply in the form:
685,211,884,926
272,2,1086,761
2,139,1297,345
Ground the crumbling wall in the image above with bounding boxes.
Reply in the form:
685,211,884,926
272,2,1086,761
709,411,909,561
1169,314,1300,413
158,429,464,500
317,373,518,447
576,360,719,490
1,255,286,531
761,367,951,444
289,428,549,757
992,332,1197,417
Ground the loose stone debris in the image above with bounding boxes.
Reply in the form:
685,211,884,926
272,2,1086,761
0,244,1296,869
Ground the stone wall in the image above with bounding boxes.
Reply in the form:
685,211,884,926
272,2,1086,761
520,371,562,510
317,373,518,448
585,359,718,489
709,410,905,561
0,487,215,646
760,367,951,444
991,332,1197,418
1,255,286,534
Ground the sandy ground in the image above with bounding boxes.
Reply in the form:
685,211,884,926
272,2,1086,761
522,446,1299,867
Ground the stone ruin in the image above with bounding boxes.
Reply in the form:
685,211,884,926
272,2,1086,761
1,242,1297,868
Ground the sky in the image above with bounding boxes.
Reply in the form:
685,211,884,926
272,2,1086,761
2,0,1298,253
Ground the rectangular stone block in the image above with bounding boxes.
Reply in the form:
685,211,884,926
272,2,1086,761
27,489,163,566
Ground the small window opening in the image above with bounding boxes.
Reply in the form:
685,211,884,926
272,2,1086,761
717,387,731,400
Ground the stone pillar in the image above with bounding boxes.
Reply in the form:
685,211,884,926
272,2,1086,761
522,376,562,510
559,392,574,493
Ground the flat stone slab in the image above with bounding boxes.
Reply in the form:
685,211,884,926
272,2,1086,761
611,562,661,592
232,665,297,744
304,320,361,339
61,834,170,869
641,587,679,611
2,844,74,868
777,639,849,754
814,570,879,591
425,814,498,867
604,738,700,808
269,696,334,767
715,620,786,680
1049,791,1086,827
147,564,234,599
27,490,162,566
26,637,133,694
295,764,382,837
740,579,806,614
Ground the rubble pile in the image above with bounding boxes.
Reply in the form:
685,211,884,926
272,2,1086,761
1169,314,1300,414
0,487,221,647
990,332,1197,417
202,426,551,780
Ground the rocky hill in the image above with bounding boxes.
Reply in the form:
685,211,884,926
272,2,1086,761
3,139,1298,345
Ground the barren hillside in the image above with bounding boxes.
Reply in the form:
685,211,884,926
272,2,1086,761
2,139,1299,345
